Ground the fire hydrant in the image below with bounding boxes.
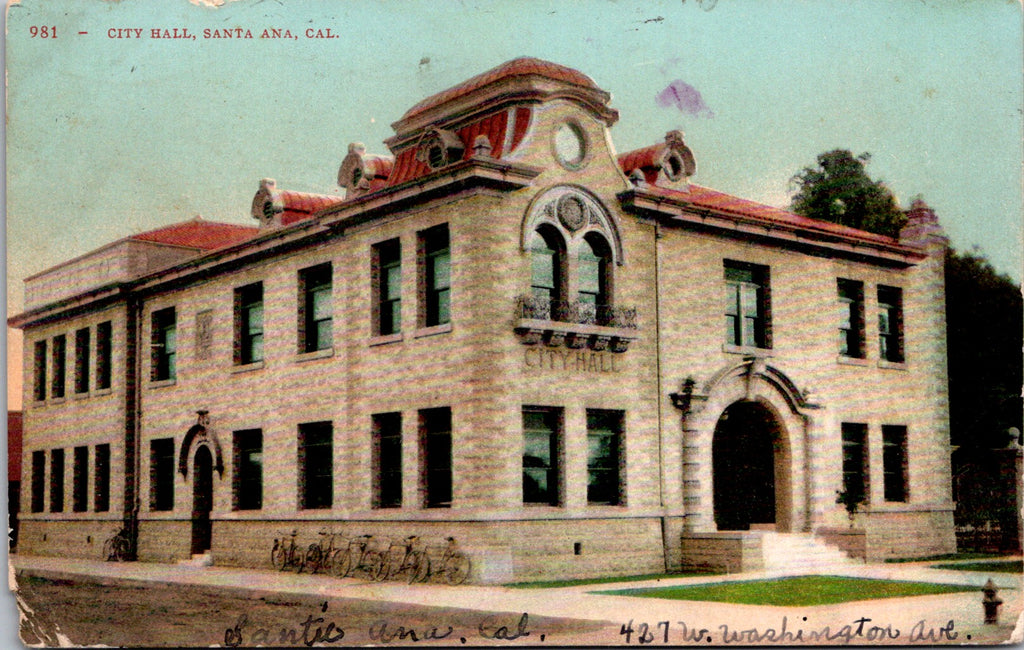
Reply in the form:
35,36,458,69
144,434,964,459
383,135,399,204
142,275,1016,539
982,579,1002,624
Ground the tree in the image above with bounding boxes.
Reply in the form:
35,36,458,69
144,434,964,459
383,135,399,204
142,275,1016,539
945,247,1023,449
789,149,906,238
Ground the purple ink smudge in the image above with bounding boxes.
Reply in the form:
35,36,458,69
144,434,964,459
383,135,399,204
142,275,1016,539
656,80,714,118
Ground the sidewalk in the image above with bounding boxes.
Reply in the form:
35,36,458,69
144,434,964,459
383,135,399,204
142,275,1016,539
10,553,1024,645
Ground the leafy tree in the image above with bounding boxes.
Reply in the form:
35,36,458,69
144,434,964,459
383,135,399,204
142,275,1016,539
789,149,906,238
945,247,1023,449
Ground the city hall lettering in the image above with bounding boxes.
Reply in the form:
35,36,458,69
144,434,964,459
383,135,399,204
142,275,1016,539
524,348,620,373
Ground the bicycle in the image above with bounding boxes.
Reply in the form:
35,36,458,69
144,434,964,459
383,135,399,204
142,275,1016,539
383,535,430,584
439,536,471,585
335,534,386,581
271,530,303,572
304,530,345,575
102,528,130,562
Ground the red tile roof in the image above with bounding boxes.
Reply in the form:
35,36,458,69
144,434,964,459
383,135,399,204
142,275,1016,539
274,190,346,226
401,57,600,121
618,143,665,185
129,217,259,250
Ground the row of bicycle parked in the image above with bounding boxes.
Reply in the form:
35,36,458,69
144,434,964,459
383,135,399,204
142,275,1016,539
271,530,471,585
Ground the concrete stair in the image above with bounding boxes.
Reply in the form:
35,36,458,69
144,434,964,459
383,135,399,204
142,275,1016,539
177,553,213,568
761,532,860,573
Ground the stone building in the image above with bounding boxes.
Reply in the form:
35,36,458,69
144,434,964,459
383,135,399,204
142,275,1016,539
9,58,955,581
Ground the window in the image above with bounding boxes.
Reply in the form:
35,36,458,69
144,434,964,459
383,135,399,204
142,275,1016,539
235,283,264,365
587,410,624,505
74,328,91,394
72,446,89,512
95,321,112,390
420,408,452,508
373,239,402,335
233,430,263,511
419,225,451,327
51,335,66,399
150,438,175,511
49,449,64,513
94,444,110,512
529,227,565,320
299,264,332,353
32,340,47,401
151,308,177,381
578,234,613,324
522,407,562,505
298,422,332,509
841,423,868,505
837,279,865,358
372,413,402,508
724,262,770,348
31,451,45,513
882,425,908,502
878,286,904,362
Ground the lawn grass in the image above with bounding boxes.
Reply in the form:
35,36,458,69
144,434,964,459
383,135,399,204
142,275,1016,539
885,552,1009,563
932,560,1023,574
594,576,978,607
506,570,722,589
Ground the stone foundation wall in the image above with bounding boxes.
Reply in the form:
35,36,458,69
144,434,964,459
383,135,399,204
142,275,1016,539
863,509,956,561
679,533,763,573
816,527,867,559
16,519,123,562
136,520,192,563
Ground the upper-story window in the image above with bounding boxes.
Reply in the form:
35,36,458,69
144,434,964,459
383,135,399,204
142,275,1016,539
878,285,904,363
95,321,112,390
298,264,332,353
32,340,47,402
151,308,177,381
373,239,402,336
51,335,67,399
529,225,566,320
724,261,771,349
838,279,866,358
578,233,613,324
235,283,264,365
419,225,451,328
74,327,91,394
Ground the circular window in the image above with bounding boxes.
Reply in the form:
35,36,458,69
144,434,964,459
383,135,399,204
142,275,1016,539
553,121,586,169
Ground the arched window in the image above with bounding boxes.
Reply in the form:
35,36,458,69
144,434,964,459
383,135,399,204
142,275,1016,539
530,226,565,320
579,233,613,324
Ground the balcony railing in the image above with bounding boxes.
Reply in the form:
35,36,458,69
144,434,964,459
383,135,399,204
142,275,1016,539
514,295,639,353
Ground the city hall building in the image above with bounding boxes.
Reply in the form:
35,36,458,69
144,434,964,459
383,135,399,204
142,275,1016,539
10,58,955,582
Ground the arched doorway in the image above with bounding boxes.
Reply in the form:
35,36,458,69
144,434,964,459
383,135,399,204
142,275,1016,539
191,445,213,555
712,401,788,531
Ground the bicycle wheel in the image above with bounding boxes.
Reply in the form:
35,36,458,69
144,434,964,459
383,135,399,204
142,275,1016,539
387,548,405,580
367,552,388,582
304,544,322,574
444,552,470,585
334,549,353,578
103,538,116,562
409,552,430,584
113,537,129,561
320,548,337,575
271,541,287,571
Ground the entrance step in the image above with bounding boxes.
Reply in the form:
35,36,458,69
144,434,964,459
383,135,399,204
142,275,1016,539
177,553,213,568
761,532,860,573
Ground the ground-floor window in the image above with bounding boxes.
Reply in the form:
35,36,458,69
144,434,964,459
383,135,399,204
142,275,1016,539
373,413,402,508
882,425,908,502
94,444,110,512
586,409,624,505
31,450,45,513
841,423,868,505
49,449,65,513
298,422,332,509
420,407,452,508
523,407,562,506
149,438,175,511
233,429,263,511
73,446,89,512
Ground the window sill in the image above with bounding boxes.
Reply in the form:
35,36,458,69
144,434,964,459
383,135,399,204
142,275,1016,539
294,348,334,363
49,396,67,404
877,359,907,371
721,344,772,357
231,361,265,374
514,318,638,353
836,355,870,367
93,387,113,397
369,332,404,347
414,323,452,339
149,378,177,389
73,391,90,400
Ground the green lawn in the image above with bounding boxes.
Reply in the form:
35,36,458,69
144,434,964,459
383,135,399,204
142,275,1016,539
594,576,979,607
507,570,721,589
932,560,1023,574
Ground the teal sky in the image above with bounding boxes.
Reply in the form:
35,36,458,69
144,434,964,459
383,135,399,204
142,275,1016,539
5,0,1023,407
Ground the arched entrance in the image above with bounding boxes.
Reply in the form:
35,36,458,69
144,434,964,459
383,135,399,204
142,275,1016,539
191,445,213,555
712,400,788,531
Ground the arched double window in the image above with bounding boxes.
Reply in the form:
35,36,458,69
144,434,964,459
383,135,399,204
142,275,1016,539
577,233,613,324
529,225,566,320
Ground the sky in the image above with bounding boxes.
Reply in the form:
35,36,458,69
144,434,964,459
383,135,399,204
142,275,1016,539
5,0,1023,410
